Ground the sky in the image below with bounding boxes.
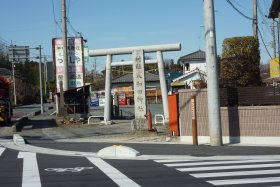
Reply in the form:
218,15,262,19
0,0,274,72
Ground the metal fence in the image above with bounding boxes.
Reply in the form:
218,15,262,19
220,86,280,106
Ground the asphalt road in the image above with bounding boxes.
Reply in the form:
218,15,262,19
3,103,280,186
2,146,280,187
27,140,280,156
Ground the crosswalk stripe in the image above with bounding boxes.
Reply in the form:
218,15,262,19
191,169,280,178
208,176,280,185
18,152,41,187
154,159,192,163
177,163,280,172
87,157,140,187
0,147,5,156
165,159,277,167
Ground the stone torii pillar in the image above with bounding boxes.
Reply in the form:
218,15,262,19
89,43,181,125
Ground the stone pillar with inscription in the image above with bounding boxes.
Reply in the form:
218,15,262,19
132,50,147,130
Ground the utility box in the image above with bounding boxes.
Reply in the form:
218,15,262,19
168,94,180,136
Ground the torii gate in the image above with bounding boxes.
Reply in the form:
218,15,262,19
89,43,181,125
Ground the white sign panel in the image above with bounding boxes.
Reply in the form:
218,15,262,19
84,46,89,63
53,37,85,92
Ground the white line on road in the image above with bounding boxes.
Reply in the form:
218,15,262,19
18,152,41,187
154,159,193,163
165,159,278,167
208,177,280,185
177,163,280,172
87,157,141,187
191,169,280,178
0,147,5,156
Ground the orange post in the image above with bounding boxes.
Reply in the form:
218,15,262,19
147,110,153,130
191,95,198,145
168,94,179,136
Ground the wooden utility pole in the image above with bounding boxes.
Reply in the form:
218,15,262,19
272,20,277,58
253,0,258,38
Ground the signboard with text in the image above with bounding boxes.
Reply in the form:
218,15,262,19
133,50,147,119
8,45,30,63
270,58,280,78
52,37,85,92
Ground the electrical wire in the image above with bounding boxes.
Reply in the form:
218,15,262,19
258,27,273,59
52,0,62,36
226,0,254,21
230,0,251,15
226,0,273,60
65,0,80,37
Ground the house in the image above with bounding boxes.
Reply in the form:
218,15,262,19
171,50,207,90
112,71,161,104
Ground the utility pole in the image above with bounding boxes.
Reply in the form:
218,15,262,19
38,45,44,114
44,54,47,95
272,20,277,58
61,0,68,91
11,61,17,106
203,0,222,146
253,0,258,38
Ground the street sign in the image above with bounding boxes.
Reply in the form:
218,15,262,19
53,37,85,92
8,45,30,63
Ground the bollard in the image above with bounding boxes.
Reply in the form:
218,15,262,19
191,95,198,145
147,110,153,130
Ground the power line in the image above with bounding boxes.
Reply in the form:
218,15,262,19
226,0,254,21
258,27,273,59
65,0,80,37
52,0,62,35
67,18,78,36
257,0,272,38
230,0,251,15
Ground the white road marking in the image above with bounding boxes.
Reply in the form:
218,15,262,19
154,159,193,163
165,159,278,167
208,176,280,185
0,147,5,156
45,167,93,172
18,152,41,187
87,157,141,187
177,163,280,172
192,169,280,178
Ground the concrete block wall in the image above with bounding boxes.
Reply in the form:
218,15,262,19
178,89,280,144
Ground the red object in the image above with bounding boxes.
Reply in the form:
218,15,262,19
119,98,127,105
147,110,152,130
168,94,180,136
0,76,10,99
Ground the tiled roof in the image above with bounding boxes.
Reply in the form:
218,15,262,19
112,71,159,84
173,68,207,82
268,0,280,18
178,50,205,62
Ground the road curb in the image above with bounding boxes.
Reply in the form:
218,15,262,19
13,134,25,145
13,116,28,132
97,145,140,158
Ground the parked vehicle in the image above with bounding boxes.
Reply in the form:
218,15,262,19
0,76,12,125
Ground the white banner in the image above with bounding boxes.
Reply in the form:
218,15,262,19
53,37,85,92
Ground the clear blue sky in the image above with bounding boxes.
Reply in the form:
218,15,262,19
0,0,273,71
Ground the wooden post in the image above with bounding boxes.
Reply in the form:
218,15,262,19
191,95,198,145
